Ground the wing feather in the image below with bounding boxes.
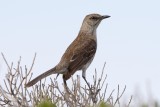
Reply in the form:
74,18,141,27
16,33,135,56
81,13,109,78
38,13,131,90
63,35,97,80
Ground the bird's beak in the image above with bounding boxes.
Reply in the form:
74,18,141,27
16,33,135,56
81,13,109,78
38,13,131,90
101,15,111,19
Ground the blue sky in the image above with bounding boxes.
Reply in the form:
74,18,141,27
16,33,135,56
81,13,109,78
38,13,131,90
0,0,160,103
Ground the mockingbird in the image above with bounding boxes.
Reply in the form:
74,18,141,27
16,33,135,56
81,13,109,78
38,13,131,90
25,13,110,88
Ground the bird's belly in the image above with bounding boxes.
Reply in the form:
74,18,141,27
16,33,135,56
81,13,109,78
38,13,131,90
82,56,94,71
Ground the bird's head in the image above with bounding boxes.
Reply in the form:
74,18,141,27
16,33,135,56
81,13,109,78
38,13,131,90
80,13,110,33
84,14,110,27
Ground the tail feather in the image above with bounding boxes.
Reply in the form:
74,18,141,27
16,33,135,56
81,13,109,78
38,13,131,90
25,67,56,87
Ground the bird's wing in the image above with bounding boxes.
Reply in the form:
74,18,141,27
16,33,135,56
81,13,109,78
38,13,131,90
63,37,97,80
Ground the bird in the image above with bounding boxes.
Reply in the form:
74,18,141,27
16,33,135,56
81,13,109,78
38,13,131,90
25,13,110,88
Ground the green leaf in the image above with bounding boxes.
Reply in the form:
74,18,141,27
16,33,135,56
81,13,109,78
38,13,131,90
36,99,56,107
98,101,112,107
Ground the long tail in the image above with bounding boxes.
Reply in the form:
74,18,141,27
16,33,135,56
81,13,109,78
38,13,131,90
25,67,56,87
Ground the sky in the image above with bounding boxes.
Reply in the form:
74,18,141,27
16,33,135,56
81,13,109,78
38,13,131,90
0,0,160,104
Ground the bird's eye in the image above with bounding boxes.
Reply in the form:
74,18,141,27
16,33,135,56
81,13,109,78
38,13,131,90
90,16,98,20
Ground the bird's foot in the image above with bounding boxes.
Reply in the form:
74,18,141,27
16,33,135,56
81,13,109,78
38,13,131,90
86,82,101,103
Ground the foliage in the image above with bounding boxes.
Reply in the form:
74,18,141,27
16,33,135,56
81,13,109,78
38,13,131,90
36,99,56,107
98,101,112,107
0,53,131,107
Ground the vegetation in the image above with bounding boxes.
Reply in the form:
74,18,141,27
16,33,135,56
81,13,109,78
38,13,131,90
0,53,158,107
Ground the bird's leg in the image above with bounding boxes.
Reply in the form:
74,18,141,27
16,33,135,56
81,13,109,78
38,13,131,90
62,76,72,106
63,76,70,93
83,76,91,90
55,74,59,79
82,70,92,91
82,70,99,103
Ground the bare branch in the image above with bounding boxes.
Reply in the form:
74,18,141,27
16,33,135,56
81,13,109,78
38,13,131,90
0,55,131,107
